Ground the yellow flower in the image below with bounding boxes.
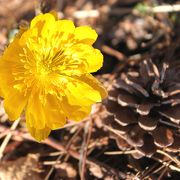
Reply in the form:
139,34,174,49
0,13,107,141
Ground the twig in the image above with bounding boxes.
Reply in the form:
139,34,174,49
79,119,93,180
44,127,82,180
153,164,167,175
157,150,180,167
105,4,180,17
152,4,180,13
157,165,169,180
152,157,180,172
0,119,20,160
12,131,125,178
21,132,180,173
139,162,163,179
103,124,127,141
101,45,126,62
43,160,61,165
42,137,124,178
34,0,41,15
59,118,88,130
104,150,138,155
73,10,99,19
72,4,180,19
41,151,64,157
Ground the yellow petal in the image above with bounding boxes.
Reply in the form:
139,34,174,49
30,13,56,37
0,59,25,98
0,60,9,97
54,20,75,41
68,106,92,121
2,37,23,62
4,89,27,120
30,13,55,27
60,75,106,121
19,28,38,46
64,44,103,74
19,13,56,46
61,73,107,121
0,87,4,98
76,74,108,99
62,96,92,121
66,77,102,106
26,124,51,142
49,10,58,20
74,26,98,45
0,37,25,98
26,93,46,129
45,95,66,130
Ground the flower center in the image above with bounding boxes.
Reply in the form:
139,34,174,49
36,61,52,78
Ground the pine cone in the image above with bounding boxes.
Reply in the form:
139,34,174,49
106,59,180,157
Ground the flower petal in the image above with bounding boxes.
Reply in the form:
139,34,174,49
0,37,26,98
0,60,11,97
45,95,66,130
61,74,106,121
76,74,108,99
0,63,26,97
54,20,75,42
66,77,102,106
19,13,56,46
0,34,25,97
26,124,51,142
30,13,56,37
0,87,4,98
62,96,92,121
74,26,98,45
26,93,46,129
4,89,27,120
63,44,103,74
1,37,23,63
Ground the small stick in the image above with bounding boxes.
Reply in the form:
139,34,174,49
44,127,82,180
152,157,180,172
73,10,99,19
34,0,41,15
43,160,61,165
152,4,180,13
105,150,138,155
101,45,126,62
103,124,126,141
15,132,125,178
79,119,93,180
157,165,169,180
140,162,164,179
157,150,180,167
0,119,20,160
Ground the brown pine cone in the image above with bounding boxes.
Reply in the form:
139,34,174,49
105,59,180,157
